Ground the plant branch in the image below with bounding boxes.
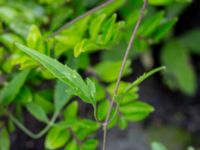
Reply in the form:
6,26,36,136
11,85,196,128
49,0,114,38
102,0,148,150
109,66,166,123
7,110,59,139
68,128,82,146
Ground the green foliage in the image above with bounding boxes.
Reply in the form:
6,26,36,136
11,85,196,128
0,128,10,150
138,11,165,37
26,102,49,123
74,14,125,57
97,100,110,121
45,126,70,149
152,17,178,42
33,93,54,114
27,25,43,50
151,142,168,150
95,67,164,128
64,140,79,150
0,69,30,105
178,29,200,54
73,119,100,140
63,101,79,121
94,60,132,82
161,41,197,95
149,0,191,6
54,80,71,111
119,101,154,121
0,0,197,149
15,43,96,104
81,139,98,150
14,87,32,104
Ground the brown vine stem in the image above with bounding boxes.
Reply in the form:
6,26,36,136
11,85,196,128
102,0,148,150
49,0,114,38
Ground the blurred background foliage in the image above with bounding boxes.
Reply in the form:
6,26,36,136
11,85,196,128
0,0,199,95
0,0,200,149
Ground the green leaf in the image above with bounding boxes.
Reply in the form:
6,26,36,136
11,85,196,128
9,54,36,70
116,92,139,104
101,14,117,44
108,81,138,95
73,119,100,140
26,102,49,123
86,78,96,101
152,18,178,41
45,126,70,150
55,16,90,55
0,69,30,105
151,142,168,150
66,52,89,70
138,11,165,37
74,39,102,57
89,14,106,40
161,40,197,95
9,21,30,37
51,7,73,31
134,37,148,52
149,0,174,5
178,29,200,54
175,0,192,3
93,79,106,100
74,14,124,57
0,33,23,50
97,100,109,121
63,101,79,120
33,94,54,114
64,140,79,150
14,87,32,104
118,115,128,130
94,60,132,82
26,25,43,52
107,109,119,129
0,6,17,24
0,47,4,62
81,139,98,150
96,0,126,16
119,101,154,122
0,128,10,150
15,42,96,104
54,80,71,111
108,81,139,104
149,0,191,5
55,35,81,55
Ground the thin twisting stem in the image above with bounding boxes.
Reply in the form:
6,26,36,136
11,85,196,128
7,111,59,139
49,0,114,38
102,0,148,150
